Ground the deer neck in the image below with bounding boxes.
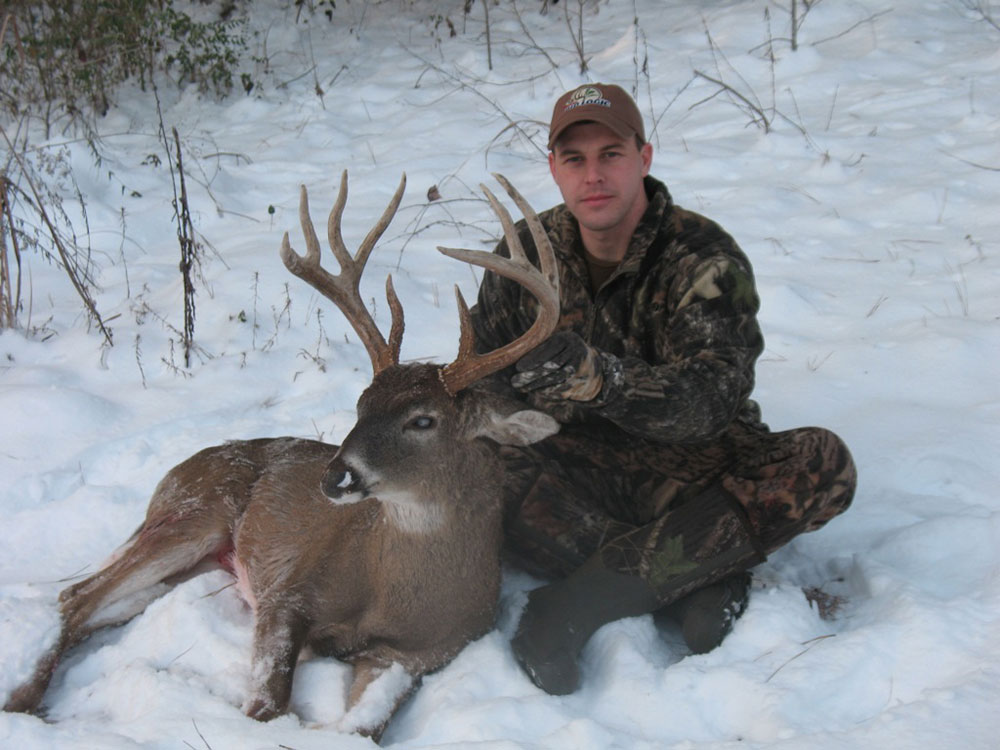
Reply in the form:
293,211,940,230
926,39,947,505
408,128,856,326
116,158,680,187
378,493,448,535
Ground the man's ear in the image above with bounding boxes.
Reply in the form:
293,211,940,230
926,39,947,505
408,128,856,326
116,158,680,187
640,142,653,177
548,150,557,178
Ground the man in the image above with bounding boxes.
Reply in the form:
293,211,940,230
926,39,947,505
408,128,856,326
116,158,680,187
470,83,857,695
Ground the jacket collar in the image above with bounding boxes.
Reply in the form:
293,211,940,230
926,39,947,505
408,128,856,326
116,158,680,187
618,176,672,276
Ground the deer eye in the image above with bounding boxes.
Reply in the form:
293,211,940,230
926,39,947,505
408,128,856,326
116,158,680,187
407,415,436,430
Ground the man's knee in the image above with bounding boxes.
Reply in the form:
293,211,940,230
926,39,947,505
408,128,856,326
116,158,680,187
728,425,856,551
811,426,857,521
771,426,856,546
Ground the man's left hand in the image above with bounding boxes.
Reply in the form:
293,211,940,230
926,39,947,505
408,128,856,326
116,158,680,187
512,331,604,402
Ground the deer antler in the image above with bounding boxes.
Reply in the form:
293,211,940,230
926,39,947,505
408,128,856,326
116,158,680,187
437,174,561,395
280,171,406,375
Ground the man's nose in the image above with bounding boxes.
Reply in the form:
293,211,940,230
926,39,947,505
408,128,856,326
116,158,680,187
583,161,604,183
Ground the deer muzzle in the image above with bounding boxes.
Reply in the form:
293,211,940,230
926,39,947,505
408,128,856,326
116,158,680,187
321,455,371,504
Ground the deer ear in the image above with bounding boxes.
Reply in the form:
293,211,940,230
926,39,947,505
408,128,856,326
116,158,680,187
476,409,559,446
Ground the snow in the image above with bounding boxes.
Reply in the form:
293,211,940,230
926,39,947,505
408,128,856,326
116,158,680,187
2,0,999,747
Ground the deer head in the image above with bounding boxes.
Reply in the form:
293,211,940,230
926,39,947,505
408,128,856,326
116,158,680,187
279,172,562,518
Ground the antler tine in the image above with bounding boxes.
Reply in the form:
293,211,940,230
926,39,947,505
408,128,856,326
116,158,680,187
384,274,404,364
325,170,354,277
323,171,407,292
438,181,519,364
280,172,407,374
358,173,407,268
441,181,534,363
437,175,561,395
491,173,559,290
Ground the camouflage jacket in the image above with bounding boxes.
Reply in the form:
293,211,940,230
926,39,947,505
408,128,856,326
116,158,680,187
470,176,765,445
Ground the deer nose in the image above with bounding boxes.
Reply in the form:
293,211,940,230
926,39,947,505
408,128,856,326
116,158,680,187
321,455,365,501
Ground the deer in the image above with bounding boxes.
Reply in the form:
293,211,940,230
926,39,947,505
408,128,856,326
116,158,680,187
2,172,562,740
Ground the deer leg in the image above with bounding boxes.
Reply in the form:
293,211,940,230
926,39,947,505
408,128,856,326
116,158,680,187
339,660,417,741
3,646,62,714
65,516,230,629
3,511,231,715
243,602,309,722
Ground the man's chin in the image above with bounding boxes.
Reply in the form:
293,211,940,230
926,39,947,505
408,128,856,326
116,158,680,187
576,212,625,235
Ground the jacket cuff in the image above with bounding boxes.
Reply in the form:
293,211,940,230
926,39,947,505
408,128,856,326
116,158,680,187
590,352,625,409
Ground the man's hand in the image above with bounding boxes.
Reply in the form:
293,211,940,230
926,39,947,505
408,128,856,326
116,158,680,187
512,331,604,402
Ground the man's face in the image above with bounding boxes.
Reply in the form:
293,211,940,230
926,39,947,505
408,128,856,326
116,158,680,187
548,122,653,239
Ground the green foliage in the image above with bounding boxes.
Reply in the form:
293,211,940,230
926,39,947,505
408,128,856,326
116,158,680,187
1,1,251,134
161,5,248,96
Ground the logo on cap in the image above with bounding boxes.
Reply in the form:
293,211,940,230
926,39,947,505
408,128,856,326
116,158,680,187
565,86,611,111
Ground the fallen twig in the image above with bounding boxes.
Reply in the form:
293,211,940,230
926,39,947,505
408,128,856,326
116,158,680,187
692,70,771,132
766,633,837,682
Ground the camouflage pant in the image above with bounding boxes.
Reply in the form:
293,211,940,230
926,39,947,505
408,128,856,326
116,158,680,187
499,419,857,583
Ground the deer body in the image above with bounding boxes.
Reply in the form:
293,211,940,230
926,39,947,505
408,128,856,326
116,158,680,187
3,174,561,739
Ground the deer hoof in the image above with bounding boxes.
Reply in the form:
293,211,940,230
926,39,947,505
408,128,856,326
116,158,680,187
3,681,47,715
243,697,282,722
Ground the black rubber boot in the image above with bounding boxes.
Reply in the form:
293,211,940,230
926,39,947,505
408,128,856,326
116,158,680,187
511,484,764,694
654,572,752,654
511,557,658,695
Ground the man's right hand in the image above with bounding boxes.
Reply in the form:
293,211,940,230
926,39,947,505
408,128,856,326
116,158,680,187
512,331,604,402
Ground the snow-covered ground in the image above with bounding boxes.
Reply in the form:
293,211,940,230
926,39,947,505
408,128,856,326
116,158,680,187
2,1,999,747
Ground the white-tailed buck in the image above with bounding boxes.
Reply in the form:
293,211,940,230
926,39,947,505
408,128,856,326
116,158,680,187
3,173,561,740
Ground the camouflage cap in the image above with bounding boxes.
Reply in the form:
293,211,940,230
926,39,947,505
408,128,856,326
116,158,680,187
548,83,645,150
